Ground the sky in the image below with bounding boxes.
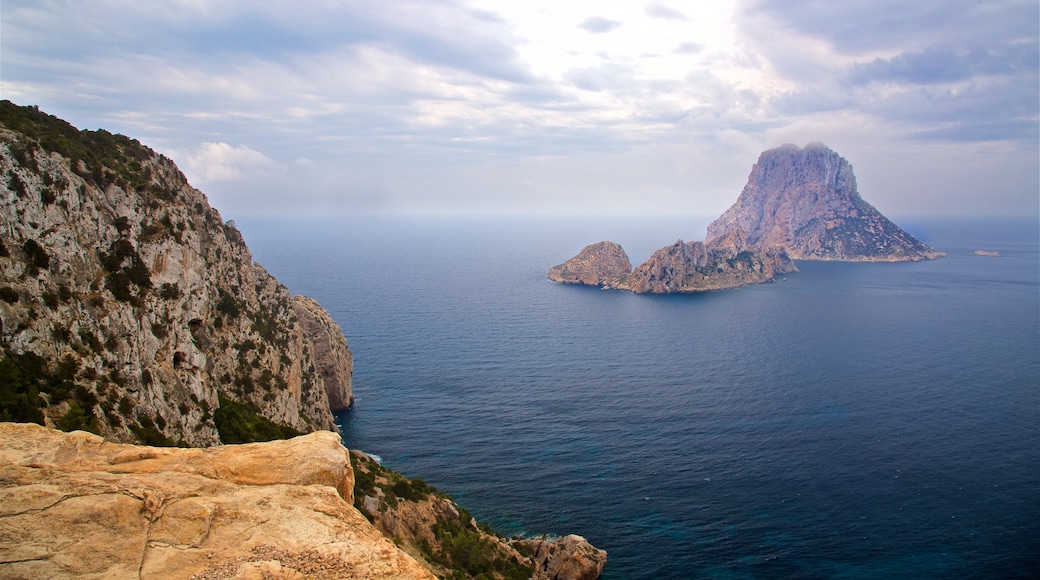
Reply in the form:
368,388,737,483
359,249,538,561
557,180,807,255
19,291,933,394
1,0,1037,218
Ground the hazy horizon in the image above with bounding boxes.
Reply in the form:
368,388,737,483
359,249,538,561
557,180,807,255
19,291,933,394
2,1,1037,219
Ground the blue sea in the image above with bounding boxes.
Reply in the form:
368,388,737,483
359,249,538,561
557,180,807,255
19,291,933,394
237,214,1039,579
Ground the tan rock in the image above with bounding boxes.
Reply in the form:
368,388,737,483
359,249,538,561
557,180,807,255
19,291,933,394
534,535,607,580
0,422,434,580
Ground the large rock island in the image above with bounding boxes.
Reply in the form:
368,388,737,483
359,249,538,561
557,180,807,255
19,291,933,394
706,143,944,262
550,143,942,293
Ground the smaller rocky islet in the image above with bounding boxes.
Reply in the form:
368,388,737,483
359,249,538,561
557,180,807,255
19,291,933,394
549,143,944,293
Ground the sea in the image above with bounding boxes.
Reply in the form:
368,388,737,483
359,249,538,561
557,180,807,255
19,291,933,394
236,214,1039,580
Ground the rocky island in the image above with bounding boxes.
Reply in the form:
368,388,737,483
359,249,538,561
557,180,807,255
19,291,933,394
706,143,945,262
550,143,942,293
549,232,796,294
0,101,605,579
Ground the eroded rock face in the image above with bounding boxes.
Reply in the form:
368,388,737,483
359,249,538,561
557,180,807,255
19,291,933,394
294,295,354,411
0,102,352,444
706,143,944,262
0,422,435,580
548,241,632,288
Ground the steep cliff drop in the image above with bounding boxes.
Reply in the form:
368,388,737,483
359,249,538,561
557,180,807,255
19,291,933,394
706,143,944,262
0,101,351,445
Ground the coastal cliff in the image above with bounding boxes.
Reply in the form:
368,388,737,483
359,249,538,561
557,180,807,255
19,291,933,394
0,101,351,445
0,102,606,578
706,143,944,262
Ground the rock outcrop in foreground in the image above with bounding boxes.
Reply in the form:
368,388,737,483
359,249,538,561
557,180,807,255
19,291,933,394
706,143,944,262
0,422,433,579
549,233,796,294
0,101,352,445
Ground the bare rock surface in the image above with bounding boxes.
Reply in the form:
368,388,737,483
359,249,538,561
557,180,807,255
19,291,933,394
706,143,944,262
0,422,434,580
548,241,632,288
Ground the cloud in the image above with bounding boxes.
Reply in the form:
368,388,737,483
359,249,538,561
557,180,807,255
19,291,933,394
578,17,623,34
645,4,688,21
1,0,1036,217
674,42,704,54
850,41,1039,85
183,143,277,182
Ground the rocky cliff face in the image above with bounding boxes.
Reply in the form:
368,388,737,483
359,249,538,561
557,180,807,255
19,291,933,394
706,143,944,262
293,296,354,411
0,422,433,579
0,101,351,445
549,232,795,294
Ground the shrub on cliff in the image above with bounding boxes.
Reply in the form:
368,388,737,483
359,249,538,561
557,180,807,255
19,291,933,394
213,393,301,444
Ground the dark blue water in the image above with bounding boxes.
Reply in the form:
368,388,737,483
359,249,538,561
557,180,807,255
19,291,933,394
238,215,1039,579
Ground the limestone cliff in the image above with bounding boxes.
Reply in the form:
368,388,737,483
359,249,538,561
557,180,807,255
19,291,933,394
294,296,354,411
350,451,607,580
549,233,795,294
0,101,352,445
0,422,434,579
706,143,944,262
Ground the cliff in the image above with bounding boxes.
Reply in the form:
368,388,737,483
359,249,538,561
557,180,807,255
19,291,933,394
549,232,796,294
0,101,352,445
0,422,434,579
1,102,606,578
706,143,944,262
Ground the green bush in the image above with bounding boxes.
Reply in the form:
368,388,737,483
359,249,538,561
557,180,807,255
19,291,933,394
213,393,300,444
55,401,98,433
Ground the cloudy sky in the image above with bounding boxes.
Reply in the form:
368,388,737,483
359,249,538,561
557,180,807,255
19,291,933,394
2,0,1037,218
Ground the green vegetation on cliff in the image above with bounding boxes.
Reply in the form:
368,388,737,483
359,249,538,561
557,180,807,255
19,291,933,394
0,100,160,192
351,452,534,580
214,393,302,444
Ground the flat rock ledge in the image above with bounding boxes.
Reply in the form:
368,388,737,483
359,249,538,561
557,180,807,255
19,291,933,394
0,422,434,580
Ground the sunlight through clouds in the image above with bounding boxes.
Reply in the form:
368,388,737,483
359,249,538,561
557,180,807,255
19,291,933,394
1,0,1035,217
